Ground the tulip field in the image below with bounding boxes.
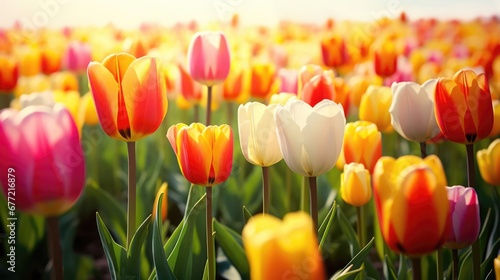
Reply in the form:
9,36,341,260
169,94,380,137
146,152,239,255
1,8,500,280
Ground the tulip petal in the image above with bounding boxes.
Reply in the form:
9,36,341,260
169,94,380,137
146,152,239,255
212,125,233,185
176,125,212,185
87,62,121,139
122,56,167,141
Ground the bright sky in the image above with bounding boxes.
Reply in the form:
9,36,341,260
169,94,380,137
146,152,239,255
1,0,500,29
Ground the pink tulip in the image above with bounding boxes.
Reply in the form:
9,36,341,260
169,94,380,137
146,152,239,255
63,41,92,72
277,68,298,94
0,105,85,216
187,31,230,86
444,186,480,249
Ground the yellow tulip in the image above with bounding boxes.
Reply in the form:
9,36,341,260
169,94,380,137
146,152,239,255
477,139,500,186
359,85,393,133
340,163,371,207
242,212,325,280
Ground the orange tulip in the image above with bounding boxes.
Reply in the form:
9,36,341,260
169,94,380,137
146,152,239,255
343,121,382,173
489,100,500,138
41,46,62,75
50,71,79,92
321,34,348,68
87,53,168,142
0,55,18,92
434,70,494,144
167,123,233,187
177,64,203,103
17,45,41,77
249,62,276,99
374,41,397,77
373,155,449,256
242,212,326,280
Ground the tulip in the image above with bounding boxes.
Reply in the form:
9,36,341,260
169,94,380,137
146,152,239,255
19,91,55,109
373,41,398,77
332,76,350,117
242,212,326,280
275,99,345,177
390,79,441,142
340,163,371,207
17,44,41,77
277,68,298,94
321,34,348,68
177,64,203,104
187,31,230,86
167,123,233,187
343,121,382,173
0,104,85,216
238,102,282,167
301,73,335,107
63,41,92,73
298,64,323,94
0,55,18,92
239,102,282,213
443,186,480,249
359,85,393,133
50,71,79,92
489,100,500,138
477,139,500,186
87,53,168,142
78,92,99,127
249,62,276,99
41,46,63,75
347,75,382,108
152,182,168,222
223,59,245,102
373,155,449,256
434,69,493,144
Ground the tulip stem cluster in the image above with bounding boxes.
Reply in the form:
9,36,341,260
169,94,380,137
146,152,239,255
466,144,481,280
262,166,270,214
206,187,215,280
47,216,63,280
127,142,137,249
309,176,318,231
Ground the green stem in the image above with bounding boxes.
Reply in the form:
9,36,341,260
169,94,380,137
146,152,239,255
126,142,137,249
309,176,318,231
194,103,200,123
206,85,212,125
300,176,309,213
436,248,443,280
452,249,459,280
46,216,63,280
206,187,215,280
420,142,427,158
466,144,481,280
262,166,270,214
356,206,365,247
411,257,422,280
357,206,365,280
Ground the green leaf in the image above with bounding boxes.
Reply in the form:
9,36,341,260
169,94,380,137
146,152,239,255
331,238,375,280
481,237,500,277
213,219,250,279
318,201,337,252
337,207,360,256
96,212,127,280
458,250,472,280
397,254,409,280
152,194,177,280
330,265,364,280
383,254,398,280
243,206,252,224
126,215,151,279
87,180,127,244
166,186,207,280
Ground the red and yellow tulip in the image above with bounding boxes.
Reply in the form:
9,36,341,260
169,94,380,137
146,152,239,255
343,121,382,173
167,123,233,187
434,69,494,144
373,155,449,256
87,53,168,142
